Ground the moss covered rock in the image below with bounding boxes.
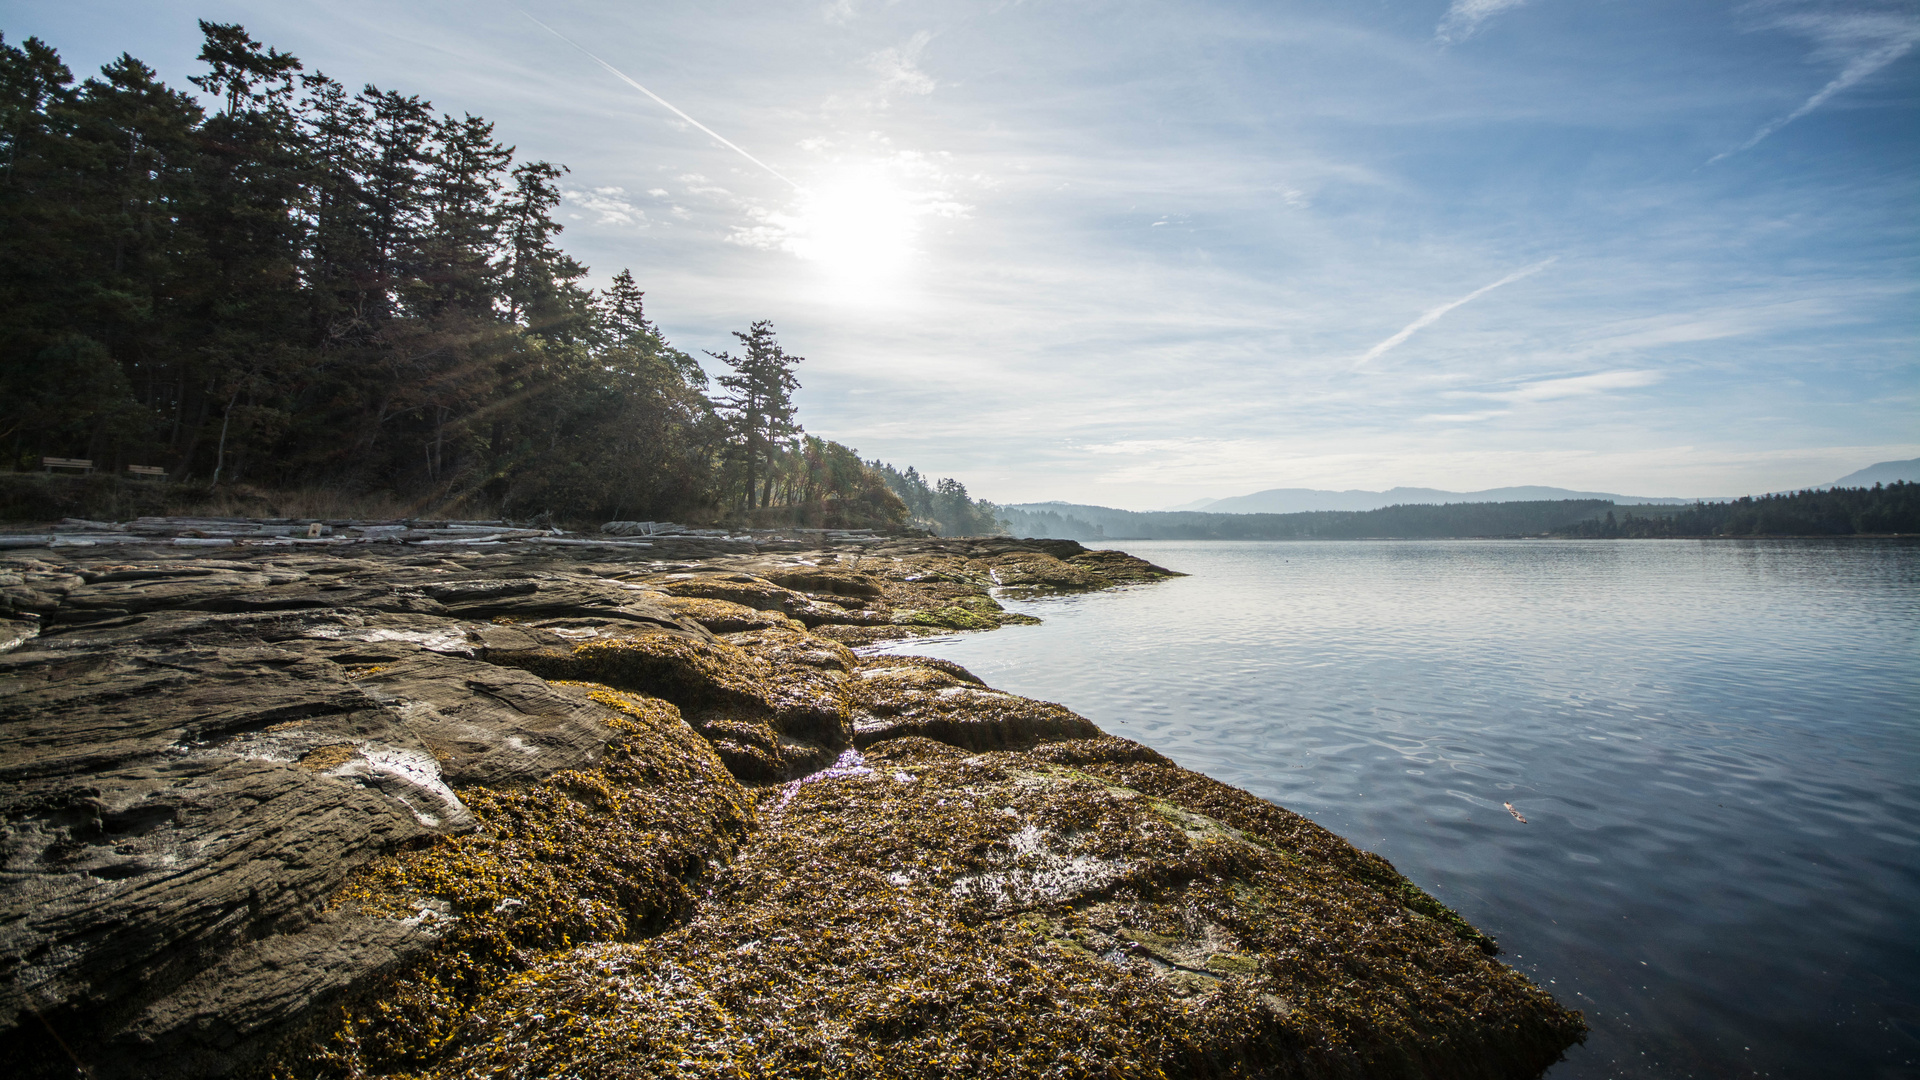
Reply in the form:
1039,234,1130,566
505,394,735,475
414,733,1582,1079
277,688,752,1078
0,538,1579,1080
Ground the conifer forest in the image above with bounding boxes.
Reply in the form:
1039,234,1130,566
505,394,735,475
0,22,938,529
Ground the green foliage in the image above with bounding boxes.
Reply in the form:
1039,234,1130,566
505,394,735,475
710,320,802,510
744,436,910,529
870,461,1007,536
0,23,922,529
0,27,653,520
1554,484,1920,537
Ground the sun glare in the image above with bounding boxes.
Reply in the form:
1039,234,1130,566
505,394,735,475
787,164,918,305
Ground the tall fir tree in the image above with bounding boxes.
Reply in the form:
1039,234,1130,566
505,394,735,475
0,20,906,529
710,320,802,510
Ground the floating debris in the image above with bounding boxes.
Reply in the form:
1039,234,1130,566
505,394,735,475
1506,802,1529,823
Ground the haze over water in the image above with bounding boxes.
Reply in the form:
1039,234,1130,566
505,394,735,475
877,539,1920,1078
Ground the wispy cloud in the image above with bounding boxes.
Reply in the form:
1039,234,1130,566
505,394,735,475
1476,369,1665,402
563,185,647,227
1355,259,1557,367
1712,2,1920,161
295,0,1912,503
1418,409,1511,423
1437,0,1534,43
867,31,937,100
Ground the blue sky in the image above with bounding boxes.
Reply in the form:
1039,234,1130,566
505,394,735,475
10,0,1916,506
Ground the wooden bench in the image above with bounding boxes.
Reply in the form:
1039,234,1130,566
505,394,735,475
42,457,93,474
127,465,167,478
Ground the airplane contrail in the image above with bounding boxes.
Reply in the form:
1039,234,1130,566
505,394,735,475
1354,258,1557,367
518,10,800,189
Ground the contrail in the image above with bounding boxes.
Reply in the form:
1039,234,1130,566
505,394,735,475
518,10,800,189
1708,34,1917,164
1355,258,1556,367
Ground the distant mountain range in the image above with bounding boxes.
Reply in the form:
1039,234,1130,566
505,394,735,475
1825,458,1919,489
1145,459,1919,515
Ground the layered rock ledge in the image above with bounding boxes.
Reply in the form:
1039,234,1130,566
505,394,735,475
0,536,1585,1078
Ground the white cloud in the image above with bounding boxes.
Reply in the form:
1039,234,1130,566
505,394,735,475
867,31,937,100
1470,369,1666,403
1714,2,1920,160
332,0,1911,503
1437,0,1533,43
1419,410,1512,423
562,185,647,227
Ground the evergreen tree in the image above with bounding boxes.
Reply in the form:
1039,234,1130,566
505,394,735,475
0,20,916,531
600,268,705,387
710,321,801,510
500,159,590,338
356,86,432,321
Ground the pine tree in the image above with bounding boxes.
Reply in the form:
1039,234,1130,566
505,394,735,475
416,112,509,317
0,20,918,531
187,21,299,117
500,159,589,338
357,86,433,320
600,268,706,387
710,321,802,510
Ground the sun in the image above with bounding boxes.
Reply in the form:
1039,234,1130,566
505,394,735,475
787,164,918,305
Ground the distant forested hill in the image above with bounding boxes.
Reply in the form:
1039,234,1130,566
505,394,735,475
1004,485,1920,542
1001,499,1617,540
1557,484,1919,538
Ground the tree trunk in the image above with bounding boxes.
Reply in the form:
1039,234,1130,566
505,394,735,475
208,389,239,491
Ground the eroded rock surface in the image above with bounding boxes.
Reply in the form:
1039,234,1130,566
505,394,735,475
0,537,1582,1079
429,737,1581,1079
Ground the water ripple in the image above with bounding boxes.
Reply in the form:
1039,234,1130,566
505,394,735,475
880,539,1920,1079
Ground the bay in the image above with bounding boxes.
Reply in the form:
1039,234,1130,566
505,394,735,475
875,538,1920,1079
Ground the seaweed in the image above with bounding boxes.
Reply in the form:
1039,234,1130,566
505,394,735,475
273,689,752,1077
405,736,1582,1079
260,542,1580,1079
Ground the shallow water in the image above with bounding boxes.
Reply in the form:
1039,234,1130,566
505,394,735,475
875,539,1920,1079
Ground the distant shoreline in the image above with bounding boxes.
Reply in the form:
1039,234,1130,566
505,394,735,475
999,483,1918,543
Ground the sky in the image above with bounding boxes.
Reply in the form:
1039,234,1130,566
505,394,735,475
7,0,1917,507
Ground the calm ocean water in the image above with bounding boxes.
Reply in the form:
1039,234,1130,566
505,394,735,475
875,539,1920,1079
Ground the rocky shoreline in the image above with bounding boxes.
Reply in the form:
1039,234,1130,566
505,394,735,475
1,534,1584,1078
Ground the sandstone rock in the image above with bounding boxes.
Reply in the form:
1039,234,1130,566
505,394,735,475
417,576,690,631
0,560,654,1078
0,558,83,619
660,595,803,634
309,643,617,790
417,734,1583,1080
759,565,886,598
852,657,1100,751
0,615,38,653
488,630,853,782
0,539,1579,1080
654,572,808,613
271,688,751,1080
